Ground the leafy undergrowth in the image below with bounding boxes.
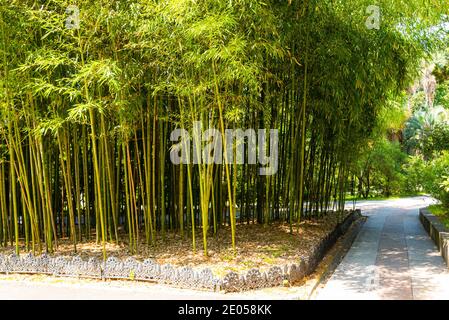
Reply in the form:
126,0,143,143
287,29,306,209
0,212,351,277
428,204,449,228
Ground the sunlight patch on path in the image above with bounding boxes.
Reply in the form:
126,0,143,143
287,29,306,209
316,196,449,300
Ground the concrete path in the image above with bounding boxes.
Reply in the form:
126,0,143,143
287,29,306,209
316,196,449,300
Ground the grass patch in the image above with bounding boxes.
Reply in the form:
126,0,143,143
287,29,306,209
428,204,449,228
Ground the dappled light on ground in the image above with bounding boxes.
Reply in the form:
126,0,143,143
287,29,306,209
317,196,449,300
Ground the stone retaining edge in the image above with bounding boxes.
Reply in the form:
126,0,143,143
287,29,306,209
308,215,366,300
419,207,449,268
302,210,361,276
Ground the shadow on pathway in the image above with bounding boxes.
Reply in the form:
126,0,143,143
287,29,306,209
315,196,449,300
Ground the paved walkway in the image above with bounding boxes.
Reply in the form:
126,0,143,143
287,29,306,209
316,196,449,300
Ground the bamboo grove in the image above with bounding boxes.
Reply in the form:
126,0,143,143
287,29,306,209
0,0,447,258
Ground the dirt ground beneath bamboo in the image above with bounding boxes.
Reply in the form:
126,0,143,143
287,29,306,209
0,212,350,277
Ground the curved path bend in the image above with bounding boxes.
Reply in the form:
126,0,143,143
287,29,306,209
316,196,449,300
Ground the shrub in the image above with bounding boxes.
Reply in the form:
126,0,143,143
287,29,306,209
424,151,449,208
402,155,427,194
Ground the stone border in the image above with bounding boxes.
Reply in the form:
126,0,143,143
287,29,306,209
308,215,366,299
0,253,220,291
221,209,361,292
419,207,449,268
0,210,361,293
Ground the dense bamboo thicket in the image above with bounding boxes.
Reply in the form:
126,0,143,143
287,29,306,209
0,0,447,258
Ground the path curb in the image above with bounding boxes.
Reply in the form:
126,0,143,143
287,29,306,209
419,207,449,268
307,214,366,299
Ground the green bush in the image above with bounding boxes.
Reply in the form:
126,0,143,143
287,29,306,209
422,151,449,208
402,155,427,194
